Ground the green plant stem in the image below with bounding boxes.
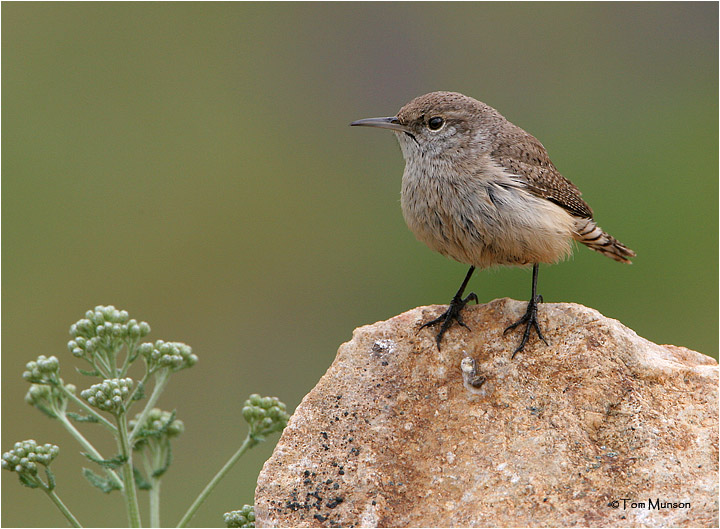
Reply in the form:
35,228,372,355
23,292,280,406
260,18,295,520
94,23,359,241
107,348,119,378
149,476,161,528
42,487,82,528
58,414,124,490
176,435,256,528
117,415,142,527
142,449,162,528
129,370,169,442
91,353,112,379
57,384,117,433
120,340,138,376
126,371,151,406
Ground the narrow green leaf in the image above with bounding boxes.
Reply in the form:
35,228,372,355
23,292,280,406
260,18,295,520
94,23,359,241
82,452,128,470
66,412,99,423
45,467,56,491
157,410,177,434
18,473,40,489
151,444,173,478
133,466,151,490
82,468,119,493
33,403,59,419
76,367,101,377
132,380,145,401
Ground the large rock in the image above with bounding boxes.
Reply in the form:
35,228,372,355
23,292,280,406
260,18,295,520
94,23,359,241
255,298,718,527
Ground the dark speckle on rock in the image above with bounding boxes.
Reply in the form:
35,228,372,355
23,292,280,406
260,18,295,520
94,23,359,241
326,497,344,509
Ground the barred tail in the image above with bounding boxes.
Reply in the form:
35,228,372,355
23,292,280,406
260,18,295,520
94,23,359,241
573,218,636,264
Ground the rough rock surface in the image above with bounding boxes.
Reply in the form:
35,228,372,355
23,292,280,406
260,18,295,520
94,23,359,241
255,298,718,528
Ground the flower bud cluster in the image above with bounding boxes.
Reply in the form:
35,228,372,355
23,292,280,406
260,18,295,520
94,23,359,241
242,394,289,440
131,408,184,437
130,408,184,450
24,383,76,417
224,505,255,528
68,305,150,359
139,340,198,373
22,355,60,384
25,384,54,408
1,440,59,476
80,378,134,413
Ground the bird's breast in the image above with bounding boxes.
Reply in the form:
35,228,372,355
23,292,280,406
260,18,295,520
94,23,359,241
400,159,576,268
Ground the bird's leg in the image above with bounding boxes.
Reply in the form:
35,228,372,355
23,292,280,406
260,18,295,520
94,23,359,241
420,266,478,349
504,263,548,358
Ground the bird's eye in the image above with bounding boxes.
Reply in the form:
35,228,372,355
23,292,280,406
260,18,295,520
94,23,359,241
427,117,444,130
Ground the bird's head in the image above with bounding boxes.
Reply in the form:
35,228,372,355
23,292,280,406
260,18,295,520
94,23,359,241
351,91,497,165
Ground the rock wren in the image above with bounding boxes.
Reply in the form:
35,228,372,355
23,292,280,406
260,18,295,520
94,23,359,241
351,91,635,356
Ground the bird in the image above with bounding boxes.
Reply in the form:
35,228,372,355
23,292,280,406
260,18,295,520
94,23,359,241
351,91,635,356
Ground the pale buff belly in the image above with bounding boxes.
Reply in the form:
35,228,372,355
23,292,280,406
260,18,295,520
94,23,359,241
401,178,576,269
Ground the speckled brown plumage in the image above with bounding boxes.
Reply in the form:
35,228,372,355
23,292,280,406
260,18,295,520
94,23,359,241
489,127,594,219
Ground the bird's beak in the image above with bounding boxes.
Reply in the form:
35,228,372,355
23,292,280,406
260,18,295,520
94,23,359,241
350,116,409,132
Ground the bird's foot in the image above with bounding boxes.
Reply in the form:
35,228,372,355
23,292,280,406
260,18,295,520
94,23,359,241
504,294,548,358
420,292,478,349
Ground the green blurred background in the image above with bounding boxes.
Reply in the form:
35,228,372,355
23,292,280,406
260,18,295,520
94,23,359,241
3,2,717,527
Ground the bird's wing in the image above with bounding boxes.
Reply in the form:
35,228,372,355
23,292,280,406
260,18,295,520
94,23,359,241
491,130,594,219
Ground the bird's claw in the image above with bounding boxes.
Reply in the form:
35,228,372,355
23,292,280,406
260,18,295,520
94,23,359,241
505,294,548,358
421,292,478,349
